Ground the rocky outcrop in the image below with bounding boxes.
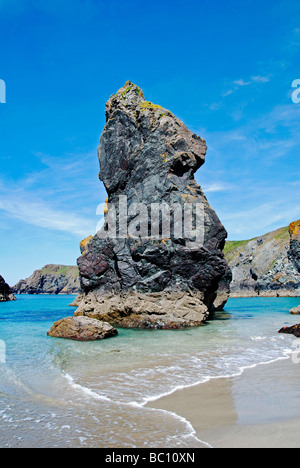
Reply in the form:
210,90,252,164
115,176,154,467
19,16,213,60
74,81,231,329
290,305,300,315
13,265,80,295
278,324,300,338
47,316,118,341
0,275,16,302
225,222,300,297
74,291,209,329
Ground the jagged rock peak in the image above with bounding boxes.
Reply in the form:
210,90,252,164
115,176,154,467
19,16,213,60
99,81,207,200
106,81,145,117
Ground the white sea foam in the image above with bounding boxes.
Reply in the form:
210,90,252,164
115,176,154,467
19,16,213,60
127,351,293,408
250,336,268,341
61,346,294,450
63,370,213,447
63,372,113,403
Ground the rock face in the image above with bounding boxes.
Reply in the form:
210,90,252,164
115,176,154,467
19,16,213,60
225,222,300,297
0,275,16,302
13,265,80,295
47,316,118,341
74,81,231,329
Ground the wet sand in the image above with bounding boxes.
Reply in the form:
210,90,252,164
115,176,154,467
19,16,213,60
148,357,300,448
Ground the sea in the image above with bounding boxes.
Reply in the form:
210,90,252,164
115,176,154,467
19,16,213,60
0,295,299,448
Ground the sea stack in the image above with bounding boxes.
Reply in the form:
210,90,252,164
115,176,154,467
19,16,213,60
74,82,231,329
0,275,16,302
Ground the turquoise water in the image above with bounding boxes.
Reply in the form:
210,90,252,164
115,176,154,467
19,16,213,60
0,295,299,448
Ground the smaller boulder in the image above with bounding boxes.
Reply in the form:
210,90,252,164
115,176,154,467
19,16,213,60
278,324,300,338
290,305,300,315
47,316,118,341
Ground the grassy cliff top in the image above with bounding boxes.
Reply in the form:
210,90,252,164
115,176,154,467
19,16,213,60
38,265,79,278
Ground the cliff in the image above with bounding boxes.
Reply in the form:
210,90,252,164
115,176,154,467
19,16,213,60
0,275,16,302
12,265,80,295
225,221,300,297
73,81,231,329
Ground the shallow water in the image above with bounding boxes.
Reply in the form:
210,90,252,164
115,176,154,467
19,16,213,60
0,295,299,448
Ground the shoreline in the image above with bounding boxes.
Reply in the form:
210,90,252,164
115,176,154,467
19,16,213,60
13,291,300,298
13,293,78,296
229,292,300,298
148,356,300,448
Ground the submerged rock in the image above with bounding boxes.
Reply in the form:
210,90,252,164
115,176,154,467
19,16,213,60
0,275,16,302
47,316,118,341
74,81,231,329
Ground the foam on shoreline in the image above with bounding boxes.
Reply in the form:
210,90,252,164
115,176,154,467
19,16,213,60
148,355,300,448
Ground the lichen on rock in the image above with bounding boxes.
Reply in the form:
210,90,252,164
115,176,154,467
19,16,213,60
288,220,300,273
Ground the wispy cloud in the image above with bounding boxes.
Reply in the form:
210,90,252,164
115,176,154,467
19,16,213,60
197,101,300,239
220,201,300,239
202,182,236,193
0,149,106,238
223,75,270,97
0,188,97,238
206,103,300,161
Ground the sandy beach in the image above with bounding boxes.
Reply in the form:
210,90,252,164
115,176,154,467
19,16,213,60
148,357,300,448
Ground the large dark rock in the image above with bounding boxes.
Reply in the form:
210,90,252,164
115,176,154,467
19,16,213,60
13,265,80,295
278,324,300,338
0,275,16,302
74,82,231,329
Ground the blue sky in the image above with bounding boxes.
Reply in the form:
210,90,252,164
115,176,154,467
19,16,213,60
0,0,299,285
